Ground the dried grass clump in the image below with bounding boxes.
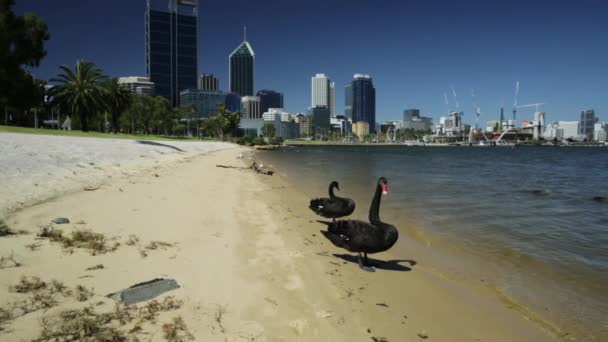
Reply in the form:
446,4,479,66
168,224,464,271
162,316,194,342
38,227,119,255
34,306,125,342
10,276,47,293
31,296,186,341
126,235,140,246
0,219,27,237
86,264,105,271
137,297,184,324
74,285,95,302
0,251,22,269
0,307,12,331
145,241,174,250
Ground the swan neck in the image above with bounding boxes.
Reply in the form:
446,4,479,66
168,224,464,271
329,183,336,198
369,184,382,224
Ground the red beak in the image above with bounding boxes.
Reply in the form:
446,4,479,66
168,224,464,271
381,183,388,195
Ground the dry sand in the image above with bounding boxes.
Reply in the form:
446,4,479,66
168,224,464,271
0,134,560,341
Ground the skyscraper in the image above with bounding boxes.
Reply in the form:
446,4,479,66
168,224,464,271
580,109,597,140
311,74,335,116
350,74,376,133
344,83,352,118
229,28,255,97
146,0,198,106
199,73,219,92
257,90,284,114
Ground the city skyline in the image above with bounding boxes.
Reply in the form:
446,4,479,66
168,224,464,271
13,0,608,124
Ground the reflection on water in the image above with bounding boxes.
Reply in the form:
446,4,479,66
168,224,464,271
258,145,608,340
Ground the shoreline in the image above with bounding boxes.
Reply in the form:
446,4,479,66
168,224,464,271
0,140,561,340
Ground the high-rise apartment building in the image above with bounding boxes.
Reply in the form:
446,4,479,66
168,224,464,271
229,28,255,97
146,0,198,106
311,74,335,116
580,109,597,141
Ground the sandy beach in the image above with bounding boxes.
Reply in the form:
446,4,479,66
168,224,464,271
0,133,560,341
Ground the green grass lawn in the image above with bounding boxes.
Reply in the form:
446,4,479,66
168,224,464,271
0,125,199,142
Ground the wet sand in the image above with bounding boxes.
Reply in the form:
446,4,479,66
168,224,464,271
0,139,559,341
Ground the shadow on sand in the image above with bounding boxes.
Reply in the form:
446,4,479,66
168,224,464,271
333,254,417,272
136,140,185,152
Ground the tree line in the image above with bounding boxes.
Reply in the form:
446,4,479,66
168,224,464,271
1,0,241,138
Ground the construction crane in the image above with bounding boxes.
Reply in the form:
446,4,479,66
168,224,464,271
512,81,520,121
517,103,545,113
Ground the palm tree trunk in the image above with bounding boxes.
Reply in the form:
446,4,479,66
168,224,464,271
80,112,88,132
112,112,119,134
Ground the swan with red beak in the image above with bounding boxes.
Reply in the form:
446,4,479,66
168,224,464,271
319,177,398,272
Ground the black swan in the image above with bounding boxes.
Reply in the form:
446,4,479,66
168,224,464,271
320,177,398,272
309,181,356,221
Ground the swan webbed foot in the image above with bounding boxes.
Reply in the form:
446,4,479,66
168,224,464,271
359,264,376,272
357,253,375,272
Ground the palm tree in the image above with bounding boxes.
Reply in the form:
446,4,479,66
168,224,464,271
50,60,107,132
104,78,132,133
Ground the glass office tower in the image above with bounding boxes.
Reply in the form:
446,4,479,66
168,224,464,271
146,0,198,106
229,31,255,97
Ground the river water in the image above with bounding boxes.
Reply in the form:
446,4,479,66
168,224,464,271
257,145,608,340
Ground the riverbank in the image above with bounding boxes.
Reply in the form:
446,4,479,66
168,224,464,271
0,135,559,341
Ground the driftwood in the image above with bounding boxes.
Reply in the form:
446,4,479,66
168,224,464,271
251,160,274,176
216,165,248,170
215,162,274,176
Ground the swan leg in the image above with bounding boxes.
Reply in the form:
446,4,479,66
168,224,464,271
358,253,375,272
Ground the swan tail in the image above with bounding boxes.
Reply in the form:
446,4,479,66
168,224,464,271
309,198,326,215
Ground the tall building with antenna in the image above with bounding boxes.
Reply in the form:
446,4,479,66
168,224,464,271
229,27,255,97
146,0,198,106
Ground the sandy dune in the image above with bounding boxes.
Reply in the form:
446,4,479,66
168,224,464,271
0,133,233,215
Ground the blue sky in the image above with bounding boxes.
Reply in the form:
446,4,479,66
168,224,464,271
15,0,608,124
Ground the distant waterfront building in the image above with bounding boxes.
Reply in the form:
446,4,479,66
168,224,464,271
533,112,546,141
558,121,581,140
486,120,500,132
262,111,298,139
403,109,420,122
239,118,265,137
299,115,314,137
349,74,376,133
199,73,219,92
229,28,255,97
403,108,433,131
353,121,370,138
241,96,261,119
118,77,155,96
311,74,335,116
580,110,597,141
257,90,284,115
179,89,226,119
224,92,241,113
330,115,352,134
262,108,291,122
311,106,331,137
146,0,198,106
593,122,607,142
